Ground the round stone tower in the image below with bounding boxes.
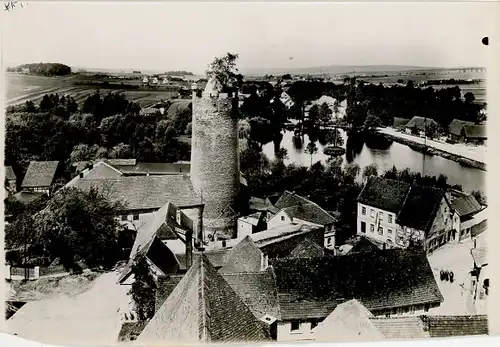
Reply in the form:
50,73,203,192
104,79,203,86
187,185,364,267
190,79,240,240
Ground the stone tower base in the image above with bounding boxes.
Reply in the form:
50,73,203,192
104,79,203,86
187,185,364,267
204,216,237,241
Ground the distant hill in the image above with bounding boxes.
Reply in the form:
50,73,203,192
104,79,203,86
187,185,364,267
7,63,71,76
240,64,450,76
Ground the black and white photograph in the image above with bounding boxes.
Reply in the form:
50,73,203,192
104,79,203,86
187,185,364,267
1,1,496,345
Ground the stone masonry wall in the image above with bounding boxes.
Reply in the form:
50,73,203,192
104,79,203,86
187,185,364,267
191,93,240,239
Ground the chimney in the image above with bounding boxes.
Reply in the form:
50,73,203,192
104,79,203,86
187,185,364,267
383,243,387,250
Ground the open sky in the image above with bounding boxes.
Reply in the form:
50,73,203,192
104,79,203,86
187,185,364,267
2,1,495,74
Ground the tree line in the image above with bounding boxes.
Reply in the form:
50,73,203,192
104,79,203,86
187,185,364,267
7,63,72,76
5,91,191,186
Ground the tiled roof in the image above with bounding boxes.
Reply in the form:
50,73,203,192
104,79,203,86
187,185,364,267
463,124,486,139
104,158,137,166
250,223,321,247
449,119,474,136
176,249,231,271
370,317,430,339
287,238,325,259
397,185,445,232
405,116,438,131
21,161,59,188
155,275,184,313
219,236,263,274
119,202,192,283
283,203,337,226
70,175,200,211
137,255,271,343
270,249,443,320
116,162,191,175
238,212,264,226
275,190,315,209
421,315,488,337
450,191,482,217
222,268,280,320
313,299,383,341
5,166,16,181
358,177,410,214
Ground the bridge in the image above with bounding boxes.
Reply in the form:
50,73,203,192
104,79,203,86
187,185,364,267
322,121,352,130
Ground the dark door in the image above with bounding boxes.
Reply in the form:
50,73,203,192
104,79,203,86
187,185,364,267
361,221,366,233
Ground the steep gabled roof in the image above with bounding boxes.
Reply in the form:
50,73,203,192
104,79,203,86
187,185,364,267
275,190,314,209
116,162,191,175
21,161,59,188
287,238,325,259
449,119,474,136
357,177,410,214
397,185,445,233
450,191,482,217
219,236,263,274
463,124,486,139
313,299,383,342
271,249,443,320
119,202,192,283
137,255,271,344
421,315,488,337
282,203,337,225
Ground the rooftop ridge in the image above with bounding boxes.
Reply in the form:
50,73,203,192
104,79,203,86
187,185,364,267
198,255,211,342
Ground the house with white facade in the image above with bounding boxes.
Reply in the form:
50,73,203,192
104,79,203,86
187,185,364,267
357,177,455,252
449,190,486,240
270,191,337,249
20,161,60,195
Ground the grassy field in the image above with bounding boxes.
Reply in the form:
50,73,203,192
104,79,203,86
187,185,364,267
5,73,181,108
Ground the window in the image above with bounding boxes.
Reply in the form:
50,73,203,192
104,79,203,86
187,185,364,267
327,237,332,245
370,209,375,218
281,215,285,221
121,215,128,221
291,321,300,331
311,320,318,329
424,304,430,312
387,239,393,244
379,212,384,222
361,221,366,233
133,214,139,221
370,224,374,233
388,214,393,223
378,226,383,235
388,229,393,235
362,206,366,215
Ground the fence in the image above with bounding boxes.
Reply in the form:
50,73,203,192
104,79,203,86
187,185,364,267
5,262,89,280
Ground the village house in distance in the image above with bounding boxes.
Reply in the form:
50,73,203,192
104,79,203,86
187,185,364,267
4,44,489,346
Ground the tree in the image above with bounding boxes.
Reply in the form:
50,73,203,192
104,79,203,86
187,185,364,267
24,100,37,113
305,141,318,167
34,187,124,269
471,190,486,206
275,148,289,162
363,115,383,132
109,143,133,159
205,52,242,92
464,92,476,103
362,163,378,180
129,255,157,321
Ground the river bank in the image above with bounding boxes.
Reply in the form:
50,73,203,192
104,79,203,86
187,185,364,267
376,128,486,171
